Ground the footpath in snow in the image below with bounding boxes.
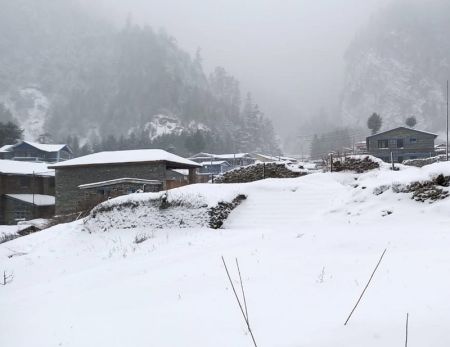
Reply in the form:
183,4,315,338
2,160,450,346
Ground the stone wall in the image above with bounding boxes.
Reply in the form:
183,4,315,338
55,162,166,215
0,174,54,196
403,155,445,168
332,156,380,173
214,162,306,184
2,197,54,225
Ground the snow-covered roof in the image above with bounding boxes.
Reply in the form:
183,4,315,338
0,225,33,238
79,178,162,189
0,144,14,153
190,152,253,160
5,194,55,206
366,127,438,139
49,149,201,169
0,160,54,176
200,161,230,166
170,169,189,176
17,218,50,230
1,141,70,153
215,153,252,159
254,154,296,162
23,141,69,153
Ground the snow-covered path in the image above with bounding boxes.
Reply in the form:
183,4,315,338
227,175,350,229
2,165,450,347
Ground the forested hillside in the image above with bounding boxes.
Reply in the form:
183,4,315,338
0,0,280,156
340,0,450,133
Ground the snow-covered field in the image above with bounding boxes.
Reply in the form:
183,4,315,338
2,162,450,346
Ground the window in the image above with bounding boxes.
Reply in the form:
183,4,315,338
410,138,417,143
397,139,404,148
377,140,389,148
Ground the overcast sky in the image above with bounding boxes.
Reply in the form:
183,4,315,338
86,0,393,135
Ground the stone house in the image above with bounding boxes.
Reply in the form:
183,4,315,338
0,141,72,163
49,149,201,215
435,143,448,155
165,170,190,190
366,127,438,163
0,160,55,224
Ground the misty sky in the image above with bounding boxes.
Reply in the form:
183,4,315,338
86,0,393,135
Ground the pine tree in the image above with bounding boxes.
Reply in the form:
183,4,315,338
0,104,13,123
0,122,23,146
405,116,417,128
185,130,206,154
367,113,382,135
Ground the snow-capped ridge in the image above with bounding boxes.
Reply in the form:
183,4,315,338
128,114,211,141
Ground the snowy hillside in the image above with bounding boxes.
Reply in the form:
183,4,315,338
3,87,50,141
0,0,280,155
2,161,450,346
127,114,210,141
341,0,450,132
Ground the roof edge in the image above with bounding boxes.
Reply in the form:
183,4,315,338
49,159,201,169
366,126,438,139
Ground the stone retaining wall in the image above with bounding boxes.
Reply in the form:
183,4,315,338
403,155,445,168
215,162,306,183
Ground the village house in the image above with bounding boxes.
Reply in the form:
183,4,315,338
0,160,55,225
434,143,448,155
366,127,438,163
353,141,368,154
198,161,231,176
189,152,256,167
48,149,201,215
0,141,72,163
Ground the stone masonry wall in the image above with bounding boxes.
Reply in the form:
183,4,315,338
55,162,166,215
214,162,306,184
403,155,445,168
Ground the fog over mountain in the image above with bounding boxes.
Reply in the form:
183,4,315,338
1,0,449,155
83,0,392,135
0,0,280,156
341,0,450,135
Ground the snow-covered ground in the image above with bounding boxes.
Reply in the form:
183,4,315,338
2,162,450,346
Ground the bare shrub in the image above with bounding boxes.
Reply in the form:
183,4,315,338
0,234,20,244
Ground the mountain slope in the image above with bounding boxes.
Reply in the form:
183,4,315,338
341,0,450,133
0,0,280,155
